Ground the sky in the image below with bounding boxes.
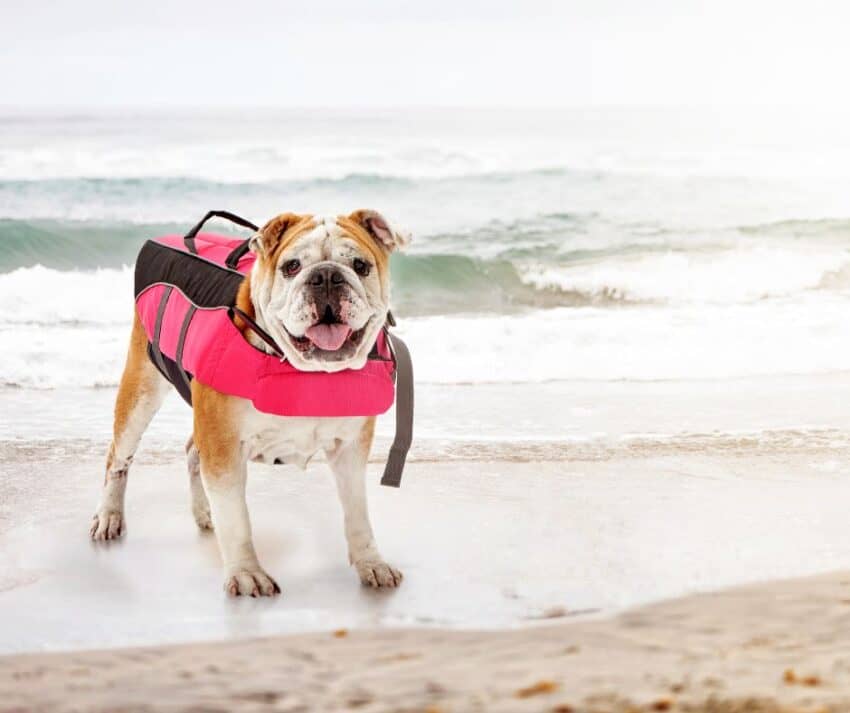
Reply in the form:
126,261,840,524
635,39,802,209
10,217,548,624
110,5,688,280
2,0,848,108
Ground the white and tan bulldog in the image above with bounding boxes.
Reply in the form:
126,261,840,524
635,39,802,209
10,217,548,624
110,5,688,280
90,210,408,596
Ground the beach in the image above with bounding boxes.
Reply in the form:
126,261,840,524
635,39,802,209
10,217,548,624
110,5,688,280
3,108,850,706
4,383,850,709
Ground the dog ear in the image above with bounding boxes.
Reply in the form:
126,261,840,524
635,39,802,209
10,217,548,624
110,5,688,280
249,213,305,257
348,210,410,252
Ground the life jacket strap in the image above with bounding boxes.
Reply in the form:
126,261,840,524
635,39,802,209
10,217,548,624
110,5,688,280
380,330,413,488
174,306,196,402
230,306,286,359
149,285,173,376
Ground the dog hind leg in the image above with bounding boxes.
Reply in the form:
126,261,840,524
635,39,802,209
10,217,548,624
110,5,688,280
186,436,213,531
90,314,169,540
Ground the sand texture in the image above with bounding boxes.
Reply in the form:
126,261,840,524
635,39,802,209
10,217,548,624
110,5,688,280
2,571,849,712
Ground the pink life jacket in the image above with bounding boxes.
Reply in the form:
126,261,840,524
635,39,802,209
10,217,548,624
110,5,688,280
133,211,412,486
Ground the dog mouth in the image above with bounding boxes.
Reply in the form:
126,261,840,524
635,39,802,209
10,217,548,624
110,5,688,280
288,306,365,354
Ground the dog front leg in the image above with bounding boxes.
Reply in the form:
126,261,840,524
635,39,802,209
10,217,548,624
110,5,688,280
193,385,279,597
199,452,280,597
327,418,403,588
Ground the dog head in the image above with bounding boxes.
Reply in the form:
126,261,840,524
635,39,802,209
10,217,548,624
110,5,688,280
247,210,409,372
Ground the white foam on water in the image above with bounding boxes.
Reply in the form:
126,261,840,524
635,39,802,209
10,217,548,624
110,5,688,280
395,295,850,384
521,244,850,304
4,263,850,387
0,264,134,326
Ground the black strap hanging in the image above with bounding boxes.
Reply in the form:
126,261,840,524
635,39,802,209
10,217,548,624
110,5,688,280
380,331,414,488
230,306,286,359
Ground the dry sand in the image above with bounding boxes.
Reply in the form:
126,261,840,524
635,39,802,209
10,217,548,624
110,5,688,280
2,571,850,712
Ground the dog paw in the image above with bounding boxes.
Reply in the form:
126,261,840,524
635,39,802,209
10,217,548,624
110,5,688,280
355,560,403,588
224,568,281,597
192,507,214,531
90,510,125,540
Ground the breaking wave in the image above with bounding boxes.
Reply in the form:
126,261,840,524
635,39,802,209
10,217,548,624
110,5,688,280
5,295,850,388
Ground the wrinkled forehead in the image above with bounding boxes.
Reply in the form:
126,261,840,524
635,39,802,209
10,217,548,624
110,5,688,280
280,215,386,268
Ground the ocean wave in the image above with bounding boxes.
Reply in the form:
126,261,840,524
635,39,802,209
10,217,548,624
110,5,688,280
739,218,850,239
0,173,417,193
0,219,188,271
520,245,850,304
5,108,850,184
5,298,850,389
0,258,626,337
0,265,135,326
0,135,573,182
390,253,632,314
393,297,850,384
0,212,667,275
3,224,850,323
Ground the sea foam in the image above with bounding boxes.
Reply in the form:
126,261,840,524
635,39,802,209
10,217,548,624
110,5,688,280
3,264,850,388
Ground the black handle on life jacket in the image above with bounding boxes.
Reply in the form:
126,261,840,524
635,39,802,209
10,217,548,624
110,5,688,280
225,240,253,269
184,211,259,254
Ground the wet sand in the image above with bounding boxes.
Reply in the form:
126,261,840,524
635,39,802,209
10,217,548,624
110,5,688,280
3,450,850,654
2,571,849,712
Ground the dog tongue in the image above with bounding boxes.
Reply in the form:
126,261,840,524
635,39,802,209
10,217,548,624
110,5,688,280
304,323,352,351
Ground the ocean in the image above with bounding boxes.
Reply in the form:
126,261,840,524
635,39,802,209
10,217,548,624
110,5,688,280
2,107,850,446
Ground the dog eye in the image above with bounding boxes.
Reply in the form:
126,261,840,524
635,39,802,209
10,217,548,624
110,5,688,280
282,259,301,276
353,258,371,276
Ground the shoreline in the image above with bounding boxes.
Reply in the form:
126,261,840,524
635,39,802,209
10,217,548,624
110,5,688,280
3,452,850,655
6,372,850,466
2,571,848,712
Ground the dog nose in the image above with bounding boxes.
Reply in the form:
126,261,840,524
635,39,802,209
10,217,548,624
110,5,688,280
308,267,345,287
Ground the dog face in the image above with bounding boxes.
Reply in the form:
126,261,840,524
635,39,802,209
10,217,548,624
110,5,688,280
248,210,409,372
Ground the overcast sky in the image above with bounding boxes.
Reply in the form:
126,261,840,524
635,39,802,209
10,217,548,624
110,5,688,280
2,0,848,108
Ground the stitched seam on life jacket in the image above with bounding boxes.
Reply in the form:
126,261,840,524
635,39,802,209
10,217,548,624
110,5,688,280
150,286,173,378
174,305,197,398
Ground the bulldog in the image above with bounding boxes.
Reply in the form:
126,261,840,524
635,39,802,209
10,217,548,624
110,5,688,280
90,210,408,596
